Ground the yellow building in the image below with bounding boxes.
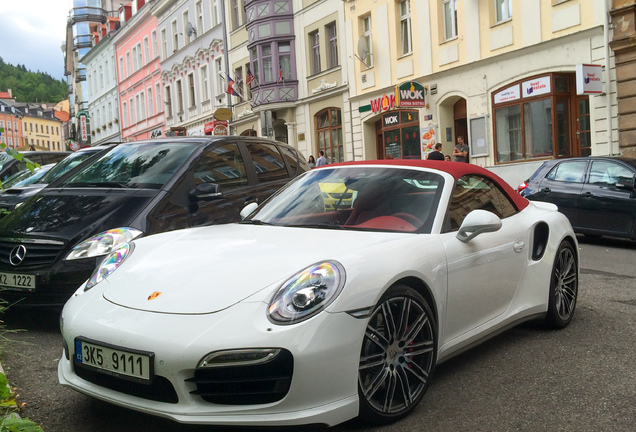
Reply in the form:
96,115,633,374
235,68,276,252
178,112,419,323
345,0,617,186
19,104,64,151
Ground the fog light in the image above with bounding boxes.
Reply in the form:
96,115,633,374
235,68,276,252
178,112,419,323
198,349,280,368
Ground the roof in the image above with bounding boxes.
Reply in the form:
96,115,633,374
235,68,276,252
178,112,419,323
324,159,530,211
0,92,12,99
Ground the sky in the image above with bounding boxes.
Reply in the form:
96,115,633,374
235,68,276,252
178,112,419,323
0,0,72,81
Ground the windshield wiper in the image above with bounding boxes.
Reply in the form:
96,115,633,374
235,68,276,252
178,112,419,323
239,219,274,225
66,181,129,188
284,224,345,230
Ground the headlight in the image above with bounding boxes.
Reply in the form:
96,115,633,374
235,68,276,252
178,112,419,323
268,261,345,325
65,228,143,261
85,243,134,290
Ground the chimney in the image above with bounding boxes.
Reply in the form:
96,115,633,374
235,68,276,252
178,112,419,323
7,89,12,98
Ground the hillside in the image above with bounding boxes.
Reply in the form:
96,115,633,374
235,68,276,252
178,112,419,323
0,57,67,103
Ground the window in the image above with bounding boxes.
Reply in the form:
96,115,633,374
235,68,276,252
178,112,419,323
177,80,184,113
362,15,373,68
546,161,587,183
129,97,135,124
137,43,143,68
105,60,110,83
211,0,220,27
310,30,320,75
588,161,634,186
126,52,132,76
144,38,150,64
446,175,518,230
165,85,172,117
119,57,125,79
196,1,204,35
262,44,273,83
250,47,260,84
494,0,512,23
316,108,343,164
399,1,412,55
161,29,168,59
194,143,248,191
216,58,223,95
155,83,162,114
122,101,128,127
248,143,289,182
201,65,209,101
99,65,104,88
326,22,338,68
279,42,291,81
443,0,458,40
139,92,146,120
183,10,191,43
132,46,138,72
172,20,179,52
152,30,158,58
231,0,239,29
188,73,196,107
148,88,154,116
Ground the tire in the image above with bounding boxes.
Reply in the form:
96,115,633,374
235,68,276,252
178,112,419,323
545,240,578,329
358,285,437,424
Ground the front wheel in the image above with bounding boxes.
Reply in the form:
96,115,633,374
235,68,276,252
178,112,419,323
358,285,437,424
545,240,578,328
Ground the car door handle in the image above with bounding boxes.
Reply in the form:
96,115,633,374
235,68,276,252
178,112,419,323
582,191,594,198
541,187,551,193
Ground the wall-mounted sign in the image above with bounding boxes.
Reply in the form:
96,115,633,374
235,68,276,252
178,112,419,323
396,81,426,107
494,84,520,104
383,113,400,127
205,120,228,136
150,128,163,138
77,111,89,144
370,94,396,114
522,76,551,98
576,64,603,95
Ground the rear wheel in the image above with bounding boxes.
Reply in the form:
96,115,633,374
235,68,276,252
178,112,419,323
358,285,437,424
545,240,578,328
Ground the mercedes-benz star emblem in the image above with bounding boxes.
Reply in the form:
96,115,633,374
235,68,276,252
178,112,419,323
9,245,27,266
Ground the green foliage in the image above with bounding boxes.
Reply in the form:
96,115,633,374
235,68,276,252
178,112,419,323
0,57,65,104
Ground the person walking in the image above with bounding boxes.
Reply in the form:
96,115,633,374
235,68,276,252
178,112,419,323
315,150,328,167
426,143,445,160
453,136,469,162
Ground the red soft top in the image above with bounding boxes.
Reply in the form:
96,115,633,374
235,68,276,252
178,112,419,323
320,160,529,211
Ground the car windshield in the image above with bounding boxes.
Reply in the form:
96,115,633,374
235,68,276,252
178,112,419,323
62,142,199,189
37,150,101,184
0,153,14,170
245,166,444,233
2,165,54,189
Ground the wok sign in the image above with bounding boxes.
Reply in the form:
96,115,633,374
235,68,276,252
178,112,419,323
396,81,426,107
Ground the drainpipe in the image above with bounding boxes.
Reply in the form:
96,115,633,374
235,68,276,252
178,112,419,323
604,0,614,155
220,0,233,130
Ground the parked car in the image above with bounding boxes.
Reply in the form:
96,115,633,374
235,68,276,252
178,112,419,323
518,156,636,238
0,137,309,306
1,163,56,190
0,150,71,181
0,145,117,215
58,160,578,427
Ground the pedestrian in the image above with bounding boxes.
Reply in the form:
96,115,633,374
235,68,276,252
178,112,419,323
308,155,316,168
453,136,469,162
426,143,445,160
445,155,451,161
315,150,328,167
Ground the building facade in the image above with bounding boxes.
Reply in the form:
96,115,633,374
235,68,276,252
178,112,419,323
344,0,618,187
0,98,24,150
19,104,64,151
113,0,165,141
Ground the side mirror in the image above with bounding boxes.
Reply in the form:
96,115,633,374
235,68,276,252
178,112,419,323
189,183,222,201
456,210,502,243
240,202,259,220
616,177,635,192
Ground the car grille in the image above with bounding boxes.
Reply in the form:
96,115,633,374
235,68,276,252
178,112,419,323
186,349,293,405
329,193,352,199
74,363,179,404
0,238,65,268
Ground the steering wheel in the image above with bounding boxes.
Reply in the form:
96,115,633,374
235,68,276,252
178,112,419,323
391,212,424,227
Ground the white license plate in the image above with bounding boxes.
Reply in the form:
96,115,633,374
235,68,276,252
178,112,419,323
74,338,153,383
0,272,36,290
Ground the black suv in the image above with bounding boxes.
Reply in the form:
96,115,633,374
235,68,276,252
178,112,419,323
0,136,309,306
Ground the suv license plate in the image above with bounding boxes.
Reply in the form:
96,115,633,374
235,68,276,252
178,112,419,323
74,338,153,383
0,272,36,290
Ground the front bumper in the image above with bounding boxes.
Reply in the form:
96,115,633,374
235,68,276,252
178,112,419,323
59,291,366,427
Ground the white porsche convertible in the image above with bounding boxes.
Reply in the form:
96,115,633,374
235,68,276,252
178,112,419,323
58,160,578,427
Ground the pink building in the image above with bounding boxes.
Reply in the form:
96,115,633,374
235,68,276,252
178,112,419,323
113,1,164,141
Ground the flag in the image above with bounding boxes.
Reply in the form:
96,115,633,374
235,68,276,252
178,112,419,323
278,67,283,83
246,67,255,87
226,74,239,96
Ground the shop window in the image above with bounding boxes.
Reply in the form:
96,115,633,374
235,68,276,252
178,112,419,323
316,108,343,164
379,110,419,159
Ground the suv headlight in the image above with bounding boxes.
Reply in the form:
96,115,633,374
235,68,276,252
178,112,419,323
85,243,134,290
268,261,345,325
65,228,143,260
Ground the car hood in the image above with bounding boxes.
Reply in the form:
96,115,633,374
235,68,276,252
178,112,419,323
100,224,403,314
0,184,45,209
0,188,159,243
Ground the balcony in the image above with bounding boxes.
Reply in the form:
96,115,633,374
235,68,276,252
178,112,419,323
75,68,86,83
68,1,106,25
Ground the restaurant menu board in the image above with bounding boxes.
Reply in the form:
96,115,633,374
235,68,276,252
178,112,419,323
384,129,402,159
